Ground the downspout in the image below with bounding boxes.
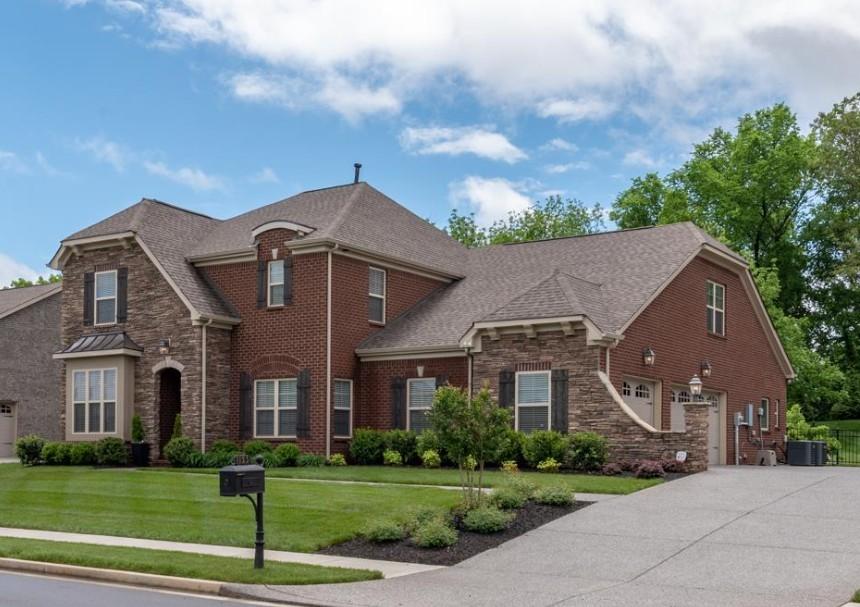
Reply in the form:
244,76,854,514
325,247,335,459
201,318,213,453
466,347,473,396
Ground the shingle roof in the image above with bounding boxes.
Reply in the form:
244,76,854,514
57,331,143,355
358,222,738,352
0,283,61,320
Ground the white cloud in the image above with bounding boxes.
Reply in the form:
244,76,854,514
449,176,535,225
143,160,224,191
544,161,591,174
250,167,280,184
537,98,616,123
540,138,578,153
0,150,30,174
623,149,660,168
75,136,127,172
105,0,145,13
400,126,526,163
0,253,39,287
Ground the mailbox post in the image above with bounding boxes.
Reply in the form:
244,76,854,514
219,455,266,568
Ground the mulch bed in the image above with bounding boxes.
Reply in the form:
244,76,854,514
318,500,592,566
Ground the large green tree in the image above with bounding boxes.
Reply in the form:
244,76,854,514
6,275,61,289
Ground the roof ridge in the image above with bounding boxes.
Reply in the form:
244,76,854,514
555,269,603,289
325,182,366,237
140,198,218,221
477,270,560,321
488,222,692,248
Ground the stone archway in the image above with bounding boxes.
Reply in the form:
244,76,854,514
157,368,182,454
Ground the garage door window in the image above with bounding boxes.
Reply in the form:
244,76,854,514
73,368,117,434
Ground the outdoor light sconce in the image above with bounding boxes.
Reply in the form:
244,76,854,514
700,360,712,378
416,365,425,378
642,346,656,367
689,374,703,401
158,339,171,356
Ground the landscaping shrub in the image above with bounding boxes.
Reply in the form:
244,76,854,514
243,440,273,457
131,415,145,443
273,443,301,466
41,442,72,465
660,458,687,474
461,506,513,534
382,449,403,466
600,462,623,476
210,439,239,456
536,457,561,473
69,442,97,466
328,453,347,466
204,450,236,468
522,430,566,468
533,485,575,506
564,431,608,472
95,437,128,466
416,430,443,460
495,428,525,465
505,475,537,500
15,435,45,465
184,451,209,468
164,437,196,467
363,520,405,543
421,449,441,468
404,507,446,533
633,460,665,479
500,460,519,474
412,520,458,548
349,428,386,465
258,452,280,468
171,414,183,439
489,486,527,510
383,429,418,464
297,453,325,467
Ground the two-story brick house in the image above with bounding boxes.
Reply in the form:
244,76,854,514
49,180,794,469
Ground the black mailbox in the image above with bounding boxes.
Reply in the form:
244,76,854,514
219,463,266,497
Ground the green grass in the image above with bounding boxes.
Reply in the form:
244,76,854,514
166,465,662,495
0,537,379,585
0,467,459,552
854,588,860,602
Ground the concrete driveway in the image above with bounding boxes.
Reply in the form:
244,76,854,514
232,466,860,607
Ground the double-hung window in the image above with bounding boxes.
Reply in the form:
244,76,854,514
95,270,118,325
254,379,297,437
333,379,353,438
268,260,285,307
407,378,435,432
706,281,725,335
369,267,386,324
760,398,770,432
516,371,551,433
72,368,117,434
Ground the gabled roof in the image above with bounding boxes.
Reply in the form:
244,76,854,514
358,222,747,352
0,283,61,321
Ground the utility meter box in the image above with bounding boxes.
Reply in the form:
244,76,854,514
220,463,265,497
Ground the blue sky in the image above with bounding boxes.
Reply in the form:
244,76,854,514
2,1,859,284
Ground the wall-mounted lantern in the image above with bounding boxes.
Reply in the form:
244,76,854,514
689,374,703,400
642,347,656,367
416,365,425,378
700,360,712,378
158,339,171,356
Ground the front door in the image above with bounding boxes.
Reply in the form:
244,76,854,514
704,392,721,465
622,379,655,426
0,402,16,458
157,369,182,455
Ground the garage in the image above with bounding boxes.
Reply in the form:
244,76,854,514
0,402,15,458
622,378,655,426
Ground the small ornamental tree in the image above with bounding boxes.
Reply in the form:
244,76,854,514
171,414,183,439
131,415,145,444
429,384,510,508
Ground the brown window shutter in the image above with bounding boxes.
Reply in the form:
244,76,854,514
498,369,515,408
391,376,406,429
116,267,128,323
296,369,311,437
83,272,95,326
239,372,254,439
551,369,569,433
256,260,267,309
283,256,293,305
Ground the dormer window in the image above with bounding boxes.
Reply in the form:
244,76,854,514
268,260,285,307
95,270,117,325
369,267,386,324
706,281,725,336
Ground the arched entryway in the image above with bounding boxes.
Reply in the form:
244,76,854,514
157,368,182,454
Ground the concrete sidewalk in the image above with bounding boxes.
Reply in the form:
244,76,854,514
231,466,860,607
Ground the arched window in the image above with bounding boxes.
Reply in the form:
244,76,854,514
635,384,650,399
676,390,691,403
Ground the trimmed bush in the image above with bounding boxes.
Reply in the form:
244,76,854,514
185,451,209,468
522,430,566,468
349,428,386,465
495,428,525,465
131,415,145,443
462,506,513,534
243,440,273,457
210,439,239,456
171,414,183,439
363,520,406,543
536,457,561,473
489,486,527,510
16,435,45,465
600,462,623,476
660,458,687,474
41,442,72,465
633,460,665,479
564,431,608,472
500,460,519,474
95,437,128,466
164,437,196,467
416,430,442,460
505,475,537,500
412,520,458,548
404,507,446,533
328,453,347,466
533,485,575,506
383,429,418,464
273,443,301,466
204,450,236,468
257,452,280,468
382,449,403,466
297,453,325,467
421,449,441,468
69,442,97,466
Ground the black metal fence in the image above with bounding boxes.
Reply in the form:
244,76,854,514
809,429,860,466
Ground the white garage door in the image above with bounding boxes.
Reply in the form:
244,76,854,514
622,379,655,426
0,403,15,458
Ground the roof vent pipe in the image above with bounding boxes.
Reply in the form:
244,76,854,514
353,163,362,183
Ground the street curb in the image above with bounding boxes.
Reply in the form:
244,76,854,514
0,557,224,595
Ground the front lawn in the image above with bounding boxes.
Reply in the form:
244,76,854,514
169,465,661,494
0,466,459,552
0,537,379,585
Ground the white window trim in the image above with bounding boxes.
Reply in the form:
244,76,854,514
775,399,780,429
406,377,435,431
72,367,117,434
253,378,297,438
267,260,285,308
707,280,726,336
514,370,552,433
760,398,770,432
369,266,386,325
94,269,118,326
333,379,353,439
